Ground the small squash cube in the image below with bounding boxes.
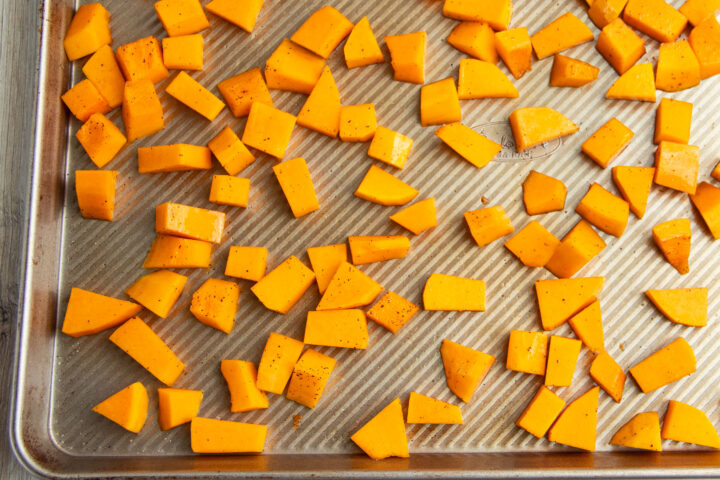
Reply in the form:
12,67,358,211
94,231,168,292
354,165,419,206
304,309,368,349
548,387,599,451
407,392,463,424
390,198,437,235
442,0,513,31
545,220,606,278
549,54,600,87
62,79,111,122
190,417,266,453
256,332,304,394
611,166,655,218
624,0,687,43
367,126,413,169
588,0,629,28
681,0,720,26
610,412,662,451
92,382,148,433
457,58,519,98
581,118,634,168
157,388,203,430
516,386,566,438
596,18,646,74
509,107,578,152
662,400,720,448
605,63,657,102
286,349,336,409
265,39,325,94
63,3,112,61
344,16,384,68
447,21,497,63
242,102,296,159
142,235,213,269
590,351,626,402
122,79,165,142
536,277,604,331
317,261,382,311
297,66,340,138
629,337,696,393
435,122,502,168
348,235,410,265
440,339,495,402
504,220,560,268
209,175,250,207
155,202,225,244
306,244,347,294
545,335,581,387
420,78,461,127
385,32,427,84
690,182,720,238
652,218,691,274
217,68,273,118
495,28,532,79
655,98,692,144
576,182,630,237
689,16,720,79
208,126,255,175
366,291,419,333
166,71,225,121
654,141,700,194
522,170,566,215
154,0,209,36
162,34,204,70
656,40,701,92
61,287,141,337
116,36,169,84
646,288,707,326
205,0,263,33
465,205,514,247
273,157,319,218
125,269,187,318
82,45,125,108
138,144,211,173
250,256,315,314
506,330,548,375
290,5,353,59
339,104,377,142
423,273,485,311
190,278,240,334
75,170,117,221
220,360,268,412
225,246,267,282
351,398,408,460
568,300,605,353
530,12,594,60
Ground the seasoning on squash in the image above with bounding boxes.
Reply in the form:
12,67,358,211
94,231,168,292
522,171,567,215
568,300,605,353
535,277,604,330
75,169,117,221
516,386,566,438
605,63,657,102
264,38,325,94
339,104,377,142
653,141,700,194
297,66,341,138
166,71,226,121
545,220,606,279
225,246,268,282
142,235,213,269
509,106,578,152
435,122,503,168
157,388,203,431
122,79,165,142
457,58,519,98
272,157,320,218
440,339,495,402
82,45,125,107
307,243,348,294
545,335,581,387
256,332,305,394
344,16,385,69
506,330,548,375
596,18,646,75
304,310,369,349
655,40,701,92
406,392,463,424
354,165,419,205
629,337,696,393
208,126,255,175
623,0,687,43
217,68,273,118
504,220,560,268
495,27,532,79
125,269,187,318
652,219,691,274
447,22,497,63
661,400,720,449
209,175,250,208
547,387,599,451
220,360,268,412
549,54,599,87
154,0,209,37
250,255,315,314
242,102,297,159
190,278,241,334
286,349,336,409
116,36,169,84
590,351,626,403
162,34,204,71
75,113,127,168
366,291,420,333
385,32,427,84
62,79,111,122
654,98,693,144
139,144,211,173
368,126,413,169
465,205,514,247
423,273,485,311
316,261,383,311
190,417,267,453
611,166,655,218
581,118,634,168
92,382,148,433
63,3,112,61
610,412,662,451
351,398,409,460
61,287,142,337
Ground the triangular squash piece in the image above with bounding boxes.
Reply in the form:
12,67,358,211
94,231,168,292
316,261,383,310
297,66,340,137
652,219,691,274
125,269,187,318
92,382,149,433
568,300,604,353
390,198,437,235
690,182,720,239
407,392,463,424
457,59,518,98
550,54,599,87
354,165,419,206
610,412,662,451
157,388,203,431
62,287,142,337
509,107,578,152
307,243,348,294
606,63,657,102
447,22,497,63
435,122,502,168
611,166,655,218
646,288,707,327
548,387,599,451
351,398,409,459
662,400,720,448
440,339,495,402
535,277,604,330
344,16,384,69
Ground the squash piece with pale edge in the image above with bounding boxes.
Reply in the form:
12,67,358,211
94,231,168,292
590,352,626,403
307,244,347,294
629,337,696,393
550,54,599,87
62,287,142,337
304,310,369,349
568,300,605,353
368,126,413,169
143,235,212,269
436,122,502,168
447,22,497,63
545,336,581,387
265,39,325,94
122,79,165,142
662,400,720,448
588,0,630,29
242,102,296,159
209,175,250,208
612,166,655,218
516,386,566,438
507,330,548,375
297,66,340,137
92,382,148,433
522,171,566,215
190,278,240,334
256,332,304,394
63,3,112,61
339,104,377,142
407,392,463,424
606,63,656,102
190,417,266,453
652,219,691,274
286,349,336,409
344,17,384,68
509,107,578,153
75,170,117,221
225,246,267,282
154,0,209,37
655,98,692,144
366,291,419,333
385,32,427,84
349,235,410,265
351,398,409,460
610,412,662,451
465,205,514,247
689,16,720,79
420,78,462,127
496,28,532,79
290,5,353,59
76,114,126,168
442,0,513,31
273,157,320,218
157,388,203,431
656,40,701,92
680,0,720,27
576,183,630,237
221,360,268,412
457,59,518,99
205,0,263,33
504,220,560,268
138,144,211,173
548,387,599,451
530,12,594,60
581,118,634,168
440,339,495,402
654,141,699,195
162,34,204,71
116,36,169,84
155,202,225,244
545,220,606,279
646,288,707,326
424,273,485,311
596,18,646,74
623,0,687,43
62,80,111,122
390,198,437,235
354,165,419,206
536,277,604,330
125,270,187,318
690,182,720,239
317,261,383,311
82,45,124,107
208,127,255,175
251,256,315,314
217,68,273,118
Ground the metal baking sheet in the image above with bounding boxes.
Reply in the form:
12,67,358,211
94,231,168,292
12,0,720,477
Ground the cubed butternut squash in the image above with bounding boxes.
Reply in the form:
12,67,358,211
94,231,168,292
225,246,267,282
339,104,377,142
366,291,419,333
690,182,720,239
522,170,566,215
62,79,111,122
420,78,462,127
588,0,629,28
440,339,495,402
624,0,687,43
63,3,112,60
545,220,606,279
208,126,255,175
536,277,604,330
307,243,348,294
516,386,566,438
680,0,720,26
575,182,630,237
272,157,320,218
548,387,599,451
354,165,419,206
351,398,408,460
348,235,410,265
654,141,700,194
465,205,514,247
75,169,117,221
646,288,707,326
385,32,427,84
390,198,437,235
530,12,594,60
205,0,264,33
435,122,502,168
655,98,693,144
629,337,696,393
209,175,250,208
689,16,720,79
545,335,581,387
220,360,268,412
568,300,605,353
317,261,383,311
652,219,691,274
142,235,213,269
447,21,497,63
581,118,634,168
125,269,187,318
116,36,169,84
154,0,209,36
495,28,532,79
506,330,548,375
504,220,560,268
75,113,127,168
162,34,204,70
423,273,485,311
442,0,513,31
242,102,296,159
286,349,336,409
265,39,325,94
155,202,225,244
549,54,599,87
166,71,225,121
250,255,315,314
157,388,203,431
610,412,662,451
82,45,125,108
139,144,211,173
596,18,646,74
256,332,305,394
662,400,720,448
297,65,341,137
190,278,240,334
656,40,701,92
304,310,369,349
290,5,353,59
61,287,142,337
122,79,165,142
590,351,626,403
190,417,266,453
217,68,273,118
344,17,384,68
92,382,148,433
509,106,578,152
457,58,519,98
612,166,655,218
407,392,463,425
368,126,413,169
606,63,657,102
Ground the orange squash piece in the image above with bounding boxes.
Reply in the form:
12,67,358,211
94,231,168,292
208,126,255,175
286,349,336,409
62,79,111,122
75,169,117,221
662,400,720,448
606,63,657,102
348,235,410,265
465,205,514,247
221,360,268,412
92,382,148,433
317,261,383,311
256,332,304,394
545,335,582,387
351,398,409,460
457,58,519,99
344,17,384,68
420,78,462,127
368,126,413,169
423,273,485,311
447,22,497,63
581,118,634,168
509,106,578,152
217,68,273,118
690,182,720,239
142,235,213,269
436,122,503,168
273,157,320,218
205,0,264,33
62,287,142,337
305,310,369,349
596,18,646,74
63,3,112,61
440,339,495,402
157,388,203,431
154,0,209,37
495,28,532,79
442,0,513,31
354,165,419,206
506,330,548,375
366,291,420,333
122,79,165,142
307,243,348,294
611,166,655,218
689,16,720,79
138,144,211,173
264,39,325,94
680,0,720,27
504,220,560,268
190,417,267,453
624,0,687,43
339,104,377,142
190,278,241,334
590,351,626,402
116,36,169,84
654,141,700,194
530,12,594,60
588,0,630,28
522,170,566,215
297,66,341,137
225,246,268,282
568,300,605,353
656,40,701,92
516,386,566,438
610,412,662,451
290,5,353,59
548,387,600,451
654,98,693,144
82,45,125,108
209,175,250,208
166,71,225,121
75,113,127,168
549,54,600,87
242,102,296,159
646,288,707,326
536,277,604,330
575,182,630,237
407,392,463,424
545,220,606,279
155,202,225,244
385,32,427,84
390,198,437,235
652,219,691,274
125,269,187,318
251,255,315,314
630,337,696,393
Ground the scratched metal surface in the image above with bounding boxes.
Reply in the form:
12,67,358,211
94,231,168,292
14,0,720,475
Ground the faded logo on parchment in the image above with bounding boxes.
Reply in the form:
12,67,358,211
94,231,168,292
472,121,563,162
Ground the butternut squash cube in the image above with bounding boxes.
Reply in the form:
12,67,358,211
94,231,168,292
465,205,514,247
190,417,266,453
286,349,336,409
662,400,720,448
339,104,377,142
162,34,204,70
576,182,630,237
624,0,687,43
420,78,461,127
447,22,497,63
304,310,368,349
516,386,565,438
190,278,240,334
154,0,209,36
457,58,519,98
306,244,347,294
536,277,604,330
689,16,720,79
548,387,599,451
610,412,662,451
646,288,707,326
242,102,296,159
75,169,117,221
680,0,720,26
549,54,600,87
424,273,485,311
522,170,566,215
256,332,304,394
209,175,250,208
205,0,263,33
588,0,629,28
656,40,701,92
435,122,502,168
440,339,494,402
545,335,582,387
155,202,225,244
596,18,646,75
218,68,273,118
385,32,427,84
366,291,419,333
507,330,548,375
272,157,319,218
166,71,225,121
367,126,413,169
612,166,655,218
220,360,268,412
116,36,169,84
92,382,148,433
225,246,267,282
581,118,634,168
125,269,187,318
351,398,408,459
652,219,691,274
344,17,384,68
390,198,437,235
62,79,111,122
629,337,696,393
654,98,692,144
443,0,513,31
290,5,352,59
157,388,203,430
590,351,626,402
349,235,410,265
76,113,126,168
495,28,532,79
142,235,213,269
109,317,185,386
317,261,382,311
606,63,657,102
208,126,255,175
545,220,606,278
568,300,605,353
82,45,125,108
504,220,560,268
64,3,112,61
354,165,418,205
122,79,165,142
62,287,142,337
138,144,211,173
265,39,325,94
509,106,578,152
530,12,594,60
407,392,463,424
690,182,720,238
654,141,699,194
250,256,315,314
297,66,340,138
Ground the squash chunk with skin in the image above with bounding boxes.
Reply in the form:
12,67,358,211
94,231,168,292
612,166,655,218
545,220,606,279
265,39,325,94
351,398,408,460
166,71,225,121
205,0,263,33
307,244,347,294
354,165,419,206
443,0,513,31
590,352,626,402
83,45,125,107
368,126,413,169
208,126,255,175
62,80,111,122
407,392,463,424
209,175,250,208
218,68,273,118
662,400,720,448
655,98,692,144
75,170,117,221
256,332,304,394
624,0,687,43
420,78,462,127
390,198,437,235
142,235,212,269
596,19,646,75
76,114,126,168
221,360,268,412
646,288,707,326
109,317,185,386
385,32,427,84
190,278,240,334
286,349,336,409
138,144,211,173
62,288,142,337
680,0,720,27
251,256,315,314
225,246,267,282
64,3,112,61
545,336,582,387
606,63,657,102
297,66,341,137
273,158,319,218
447,22,497,63
504,220,560,268
550,54,599,87
344,17,384,69
589,0,629,28
290,5,353,59
530,12,594,60
125,270,187,318
652,219,691,274
116,36,169,84
191,417,266,453
548,387,599,451
569,300,605,353
576,182,630,237
156,202,225,244
424,273,485,311
507,330,548,375
516,386,566,438
339,104,377,142
656,40,701,92
154,0,209,37
654,141,699,194
367,291,420,333
536,277,604,331
93,382,148,433
317,262,383,311
242,102,296,159
457,59,519,98
522,171,566,215
440,339,495,402
465,206,514,247
305,310,369,349
689,17,720,79
690,182,720,238
435,122,502,168
349,235,410,265
582,118,634,168
122,79,165,142
630,337,696,393
495,28,532,79
611,412,662,451
157,388,203,430
509,107,578,152
162,34,204,71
